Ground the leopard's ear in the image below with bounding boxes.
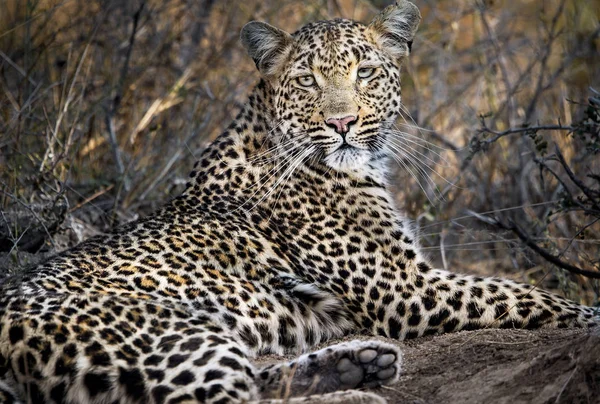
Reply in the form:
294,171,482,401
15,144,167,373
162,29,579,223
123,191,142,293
240,21,294,78
368,0,421,61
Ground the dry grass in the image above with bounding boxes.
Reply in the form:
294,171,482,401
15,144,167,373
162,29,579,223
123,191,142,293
1,0,599,304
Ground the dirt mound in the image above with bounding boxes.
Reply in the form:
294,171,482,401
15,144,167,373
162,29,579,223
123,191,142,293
255,328,600,404
383,328,600,404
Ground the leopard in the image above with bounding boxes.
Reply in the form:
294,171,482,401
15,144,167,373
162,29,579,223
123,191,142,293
1,1,598,403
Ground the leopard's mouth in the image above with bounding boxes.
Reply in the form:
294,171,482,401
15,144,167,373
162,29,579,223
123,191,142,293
336,143,354,152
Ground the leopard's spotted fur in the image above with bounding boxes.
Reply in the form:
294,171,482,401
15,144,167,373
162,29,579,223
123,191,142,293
1,1,597,403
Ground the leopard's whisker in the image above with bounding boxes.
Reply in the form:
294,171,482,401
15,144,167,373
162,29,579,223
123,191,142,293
383,130,453,168
247,134,306,164
247,139,293,163
246,139,311,188
394,121,436,133
386,139,441,181
257,118,285,147
267,146,317,221
386,127,453,163
420,239,523,251
245,146,317,213
385,127,450,164
247,143,314,202
252,135,311,167
237,119,289,164
248,142,302,167
421,237,600,250
237,140,312,210
394,109,462,152
418,201,563,230
383,139,445,202
392,119,464,151
381,139,436,205
385,137,461,190
268,147,311,214
397,103,431,140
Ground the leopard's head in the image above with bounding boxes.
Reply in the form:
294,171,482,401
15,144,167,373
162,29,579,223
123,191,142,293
241,0,420,176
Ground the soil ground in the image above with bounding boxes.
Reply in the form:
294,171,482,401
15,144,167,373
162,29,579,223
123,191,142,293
255,328,600,404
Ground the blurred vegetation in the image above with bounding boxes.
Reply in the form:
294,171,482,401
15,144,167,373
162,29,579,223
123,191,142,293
0,0,599,304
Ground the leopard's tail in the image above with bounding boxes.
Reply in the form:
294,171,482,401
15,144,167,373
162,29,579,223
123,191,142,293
372,268,597,339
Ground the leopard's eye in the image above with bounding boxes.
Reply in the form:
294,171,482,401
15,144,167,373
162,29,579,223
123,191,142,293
357,67,375,79
297,75,316,87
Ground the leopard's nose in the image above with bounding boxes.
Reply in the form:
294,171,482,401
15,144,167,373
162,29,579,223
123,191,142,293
325,115,357,135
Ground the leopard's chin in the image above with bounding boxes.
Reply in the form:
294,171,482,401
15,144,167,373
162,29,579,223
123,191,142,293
323,147,372,171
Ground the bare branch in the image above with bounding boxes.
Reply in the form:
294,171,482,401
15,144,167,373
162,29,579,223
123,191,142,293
105,1,146,191
554,145,600,210
469,211,600,279
476,123,575,145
